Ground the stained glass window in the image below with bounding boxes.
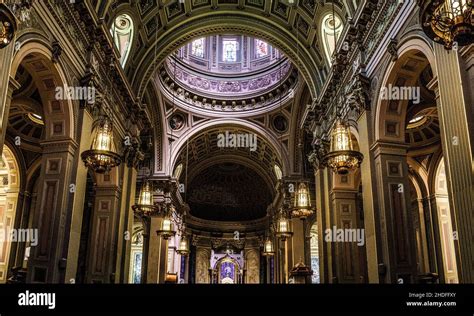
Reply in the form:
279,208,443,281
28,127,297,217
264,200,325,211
223,39,238,62
255,39,268,58
131,252,142,284
310,223,320,283
111,14,134,67
191,38,205,57
321,13,343,66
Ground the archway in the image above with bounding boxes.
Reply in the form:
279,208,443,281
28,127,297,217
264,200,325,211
372,37,452,283
7,40,76,283
131,15,325,100
433,158,458,283
215,255,241,284
129,225,143,284
169,121,288,177
0,145,21,283
10,42,75,141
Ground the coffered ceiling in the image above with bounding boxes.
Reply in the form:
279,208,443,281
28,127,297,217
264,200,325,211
88,0,353,100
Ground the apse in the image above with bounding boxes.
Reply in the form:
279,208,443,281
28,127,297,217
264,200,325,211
187,162,272,221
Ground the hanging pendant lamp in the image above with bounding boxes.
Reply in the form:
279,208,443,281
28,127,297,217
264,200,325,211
419,0,473,50
176,235,190,256
81,116,121,174
262,237,275,256
292,182,315,219
322,118,363,175
0,4,16,49
156,203,176,240
132,180,160,217
275,208,293,241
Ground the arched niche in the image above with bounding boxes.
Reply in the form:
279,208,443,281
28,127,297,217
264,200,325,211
11,41,76,142
374,37,436,143
434,158,459,283
0,145,21,283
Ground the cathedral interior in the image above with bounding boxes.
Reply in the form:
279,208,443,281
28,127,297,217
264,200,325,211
0,0,472,286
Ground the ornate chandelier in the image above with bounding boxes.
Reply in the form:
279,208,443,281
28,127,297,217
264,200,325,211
176,235,190,256
81,116,121,174
262,237,275,256
0,4,16,49
275,209,293,241
132,181,159,216
156,204,176,240
419,0,473,49
323,119,363,175
292,182,314,219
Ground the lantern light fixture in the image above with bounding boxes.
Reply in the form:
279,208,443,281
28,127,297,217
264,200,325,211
156,205,176,240
322,119,363,175
0,4,16,49
275,210,293,241
81,116,121,174
132,181,159,216
419,0,473,50
292,182,314,219
262,238,275,256
176,235,190,256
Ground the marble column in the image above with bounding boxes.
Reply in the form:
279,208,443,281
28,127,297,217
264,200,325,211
0,4,17,157
145,216,169,283
158,230,169,283
289,218,305,269
0,185,20,282
27,139,78,283
0,78,20,157
421,196,440,275
459,45,474,163
64,108,93,283
429,45,474,283
85,174,121,284
277,238,288,283
7,191,30,272
426,195,445,281
315,167,334,283
357,111,380,283
371,141,418,283
115,165,138,283
139,216,151,284
329,180,363,283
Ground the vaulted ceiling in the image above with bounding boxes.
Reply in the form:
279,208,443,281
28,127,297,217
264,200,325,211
87,0,357,227
187,162,272,221
89,0,355,101
174,125,283,186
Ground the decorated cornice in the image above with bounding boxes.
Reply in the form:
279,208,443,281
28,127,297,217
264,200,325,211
159,61,298,114
187,214,268,234
165,56,293,99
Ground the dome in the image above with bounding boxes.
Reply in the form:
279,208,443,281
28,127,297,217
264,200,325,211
159,35,297,115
